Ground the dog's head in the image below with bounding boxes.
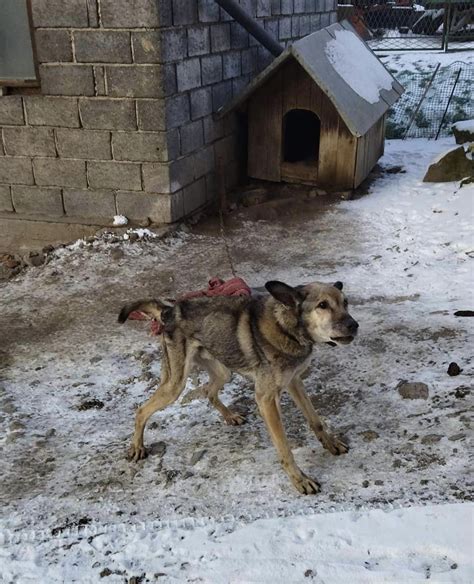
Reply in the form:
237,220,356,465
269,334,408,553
265,280,359,346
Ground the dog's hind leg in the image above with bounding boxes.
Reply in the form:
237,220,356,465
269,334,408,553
256,378,320,495
197,353,245,426
287,376,348,456
128,337,194,462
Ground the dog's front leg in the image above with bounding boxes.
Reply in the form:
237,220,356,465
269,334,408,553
255,380,320,495
288,376,348,455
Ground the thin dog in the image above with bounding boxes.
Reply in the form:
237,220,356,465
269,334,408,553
119,280,359,494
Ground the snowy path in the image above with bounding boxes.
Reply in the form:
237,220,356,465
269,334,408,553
1,138,473,581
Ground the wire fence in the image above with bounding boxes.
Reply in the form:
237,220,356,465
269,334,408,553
338,1,474,52
386,60,473,138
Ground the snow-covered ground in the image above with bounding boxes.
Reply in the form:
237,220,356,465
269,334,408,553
1,138,473,582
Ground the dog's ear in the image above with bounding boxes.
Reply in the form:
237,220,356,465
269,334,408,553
118,299,169,323
333,281,343,291
265,281,302,308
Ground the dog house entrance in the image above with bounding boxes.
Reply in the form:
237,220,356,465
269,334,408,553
283,109,320,164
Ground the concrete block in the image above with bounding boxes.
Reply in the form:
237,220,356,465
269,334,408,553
56,129,111,159
305,0,315,10
0,97,25,126
0,157,34,185
87,161,142,190
176,58,202,92
183,177,207,215
63,189,116,218
162,64,178,96
223,52,241,80
106,65,163,98
294,0,306,12
35,29,72,63
264,18,279,38
137,99,166,131
205,171,217,201
112,131,168,162
281,0,293,14
194,145,214,178
240,0,256,16
25,97,79,127
232,74,250,96
198,0,220,22
11,186,63,216
3,127,56,157
201,54,223,85
0,185,13,212
321,12,330,27
212,80,232,112
79,99,136,130
94,66,107,95
74,31,132,63
219,7,233,21
242,48,258,75
142,163,171,193
258,46,273,71
31,0,88,27
188,27,210,57
257,0,272,17
157,0,174,26
87,0,100,27
180,120,203,155
330,11,337,24
292,16,300,37
203,115,224,144
169,156,196,191
166,129,180,160
34,158,87,188
156,29,186,63
271,0,282,14
300,14,311,36
165,94,190,129
230,23,249,50
132,32,161,64
40,65,94,96
99,0,159,27
172,0,198,25
116,191,177,223
190,87,212,120
279,17,292,39
211,24,231,52
310,13,321,31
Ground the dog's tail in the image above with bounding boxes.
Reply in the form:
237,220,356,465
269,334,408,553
118,299,173,324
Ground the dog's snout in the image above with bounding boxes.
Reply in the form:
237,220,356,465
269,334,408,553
346,317,359,335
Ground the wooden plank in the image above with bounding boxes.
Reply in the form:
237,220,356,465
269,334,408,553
281,162,318,184
264,71,282,182
317,95,339,187
334,120,357,190
354,135,366,188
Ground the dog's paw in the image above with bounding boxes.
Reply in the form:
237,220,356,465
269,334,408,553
321,434,349,456
224,412,246,426
127,444,147,462
293,473,321,495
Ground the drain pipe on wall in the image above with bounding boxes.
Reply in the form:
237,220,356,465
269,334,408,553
214,0,284,57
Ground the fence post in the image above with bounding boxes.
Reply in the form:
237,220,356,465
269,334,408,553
443,1,451,53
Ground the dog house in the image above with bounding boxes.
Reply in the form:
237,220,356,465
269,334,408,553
221,22,404,190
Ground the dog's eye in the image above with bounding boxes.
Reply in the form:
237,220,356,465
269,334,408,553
318,301,328,309
343,299,348,307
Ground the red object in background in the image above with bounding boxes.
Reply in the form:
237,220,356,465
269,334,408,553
128,277,252,335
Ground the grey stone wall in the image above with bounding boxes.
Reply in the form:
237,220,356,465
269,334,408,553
0,0,337,225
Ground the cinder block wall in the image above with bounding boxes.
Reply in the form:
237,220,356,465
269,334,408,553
0,0,337,225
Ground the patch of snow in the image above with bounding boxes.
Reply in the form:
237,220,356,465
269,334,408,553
325,29,394,104
113,215,128,226
453,119,474,131
1,504,472,582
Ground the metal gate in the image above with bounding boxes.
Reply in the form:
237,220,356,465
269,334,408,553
338,1,474,52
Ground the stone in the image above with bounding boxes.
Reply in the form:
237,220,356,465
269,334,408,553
131,31,161,64
223,52,242,80
190,449,207,465
137,99,166,131
190,87,213,120
112,132,168,162
0,185,13,212
423,146,474,183
74,31,132,63
176,58,202,92
25,97,80,127
460,176,474,188
56,129,111,160
35,30,73,63
158,29,187,63
447,362,462,376
359,430,379,442
172,0,198,25
188,27,210,57
421,434,443,445
448,433,466,442
230,22,249,49
79,99,136,130
241,187,269,207
201,54,223,85
452,120,474,144
39,65,95,96
180,120,204,155
397,381,429,400
32,0,89,27
198,0,220,22
210,24,231,52
0,97,25,125
165,94,191,129
87,161,141,190
212,80,232,112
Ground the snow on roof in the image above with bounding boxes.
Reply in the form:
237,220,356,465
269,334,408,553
220,21,404,137
325,29,394,105
453,119,474,132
